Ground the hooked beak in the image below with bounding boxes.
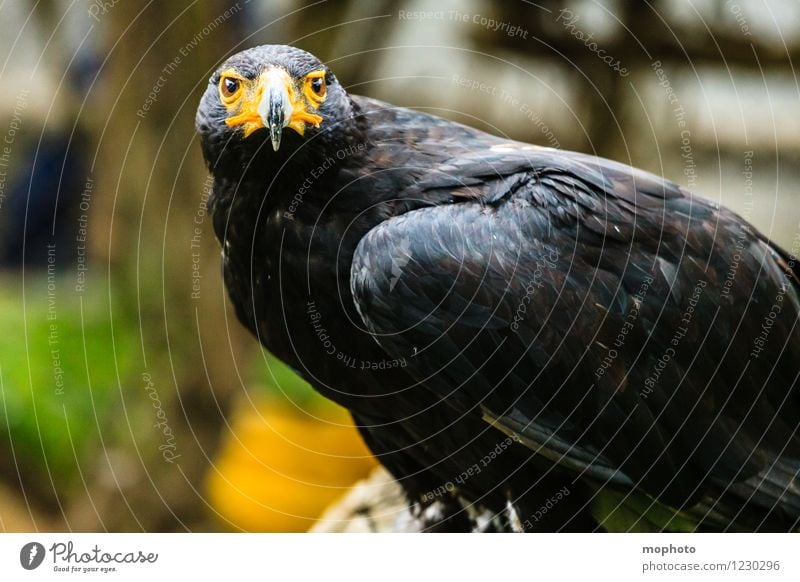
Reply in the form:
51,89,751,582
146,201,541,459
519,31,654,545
258,69,292,152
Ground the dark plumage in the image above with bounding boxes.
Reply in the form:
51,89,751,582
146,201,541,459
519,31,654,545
196,45,800,531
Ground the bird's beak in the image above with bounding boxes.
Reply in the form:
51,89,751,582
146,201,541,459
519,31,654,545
258,68,292,152
224,67,323,151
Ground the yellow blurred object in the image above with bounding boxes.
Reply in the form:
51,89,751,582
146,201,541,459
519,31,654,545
206,397,378,532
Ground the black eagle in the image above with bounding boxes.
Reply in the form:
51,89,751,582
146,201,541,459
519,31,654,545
196,45,800,532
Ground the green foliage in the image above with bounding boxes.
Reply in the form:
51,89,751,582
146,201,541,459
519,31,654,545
0,274,137,487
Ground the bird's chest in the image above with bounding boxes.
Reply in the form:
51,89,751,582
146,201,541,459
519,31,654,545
224,205,404,406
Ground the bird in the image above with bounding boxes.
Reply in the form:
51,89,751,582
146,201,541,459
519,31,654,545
196,44,800,532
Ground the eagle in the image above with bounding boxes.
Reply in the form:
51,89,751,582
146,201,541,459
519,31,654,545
196,45,800,532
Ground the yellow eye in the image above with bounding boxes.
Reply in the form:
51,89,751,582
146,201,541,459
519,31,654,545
304,71,327,103
219,74,242,103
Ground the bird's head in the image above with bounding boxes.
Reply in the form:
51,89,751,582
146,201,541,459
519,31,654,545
196,45,352,170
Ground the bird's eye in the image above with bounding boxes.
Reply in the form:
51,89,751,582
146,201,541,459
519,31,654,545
307,75,326,99
219,76,241,101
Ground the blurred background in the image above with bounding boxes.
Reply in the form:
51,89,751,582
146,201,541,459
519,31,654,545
0,0,797,532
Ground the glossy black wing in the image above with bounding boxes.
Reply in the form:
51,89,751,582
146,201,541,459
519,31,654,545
350,145,800,529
